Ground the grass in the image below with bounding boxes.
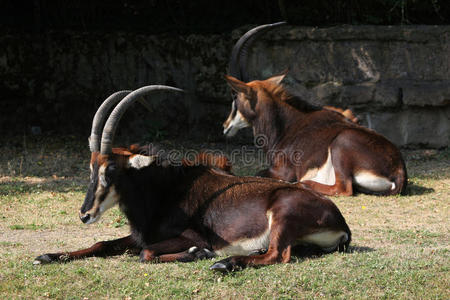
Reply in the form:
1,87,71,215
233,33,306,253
0,136,449,299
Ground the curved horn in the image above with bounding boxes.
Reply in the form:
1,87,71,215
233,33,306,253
89,90,132,152
229,21,286,82
100,85,185,155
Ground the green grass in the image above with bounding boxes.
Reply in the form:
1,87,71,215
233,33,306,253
9,224,49,231
0,137,448,299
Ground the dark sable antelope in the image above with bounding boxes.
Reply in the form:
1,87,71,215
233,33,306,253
223,73,407,196
34,85,351,272
228,21,359,125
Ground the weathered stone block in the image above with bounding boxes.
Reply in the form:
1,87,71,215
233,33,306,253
367,107,450,148
402,82,450,107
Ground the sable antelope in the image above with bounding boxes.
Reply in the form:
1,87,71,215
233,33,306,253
34,85,351,272
228,21,359,124
222,73,407,196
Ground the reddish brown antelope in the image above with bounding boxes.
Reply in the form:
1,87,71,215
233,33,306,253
34,85,351,272
223,74,407,196
229,21,359,124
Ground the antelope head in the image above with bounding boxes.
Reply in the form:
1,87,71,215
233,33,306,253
79,86,183,224
223,22,287,137
222,73,286,137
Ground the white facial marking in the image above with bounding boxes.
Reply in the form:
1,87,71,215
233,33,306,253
99,185,119,214
224,111,251,137
128,155,156,169
85,178,120,224
354,171,395,192
98,165,107,187
301,148,336,186
299,230,348,252
215,211,272,256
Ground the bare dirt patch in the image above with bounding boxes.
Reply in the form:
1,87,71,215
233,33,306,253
0,226,129,258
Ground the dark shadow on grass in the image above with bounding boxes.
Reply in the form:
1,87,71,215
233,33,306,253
286,244,375,265
0,178,87,196
347,245,375,253
352,182,434,196
289,244,374,263
217,245,376,275
404,183,434,196
292,244,375,259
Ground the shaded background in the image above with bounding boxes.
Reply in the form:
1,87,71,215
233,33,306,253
1,0,449,144
3,0,450,33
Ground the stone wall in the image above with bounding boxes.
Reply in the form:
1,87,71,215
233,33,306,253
0,31,235,141
1,25,449,147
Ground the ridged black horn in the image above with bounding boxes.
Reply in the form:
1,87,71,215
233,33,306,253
89,90,132,152
229,21,286,82
100,85,184,155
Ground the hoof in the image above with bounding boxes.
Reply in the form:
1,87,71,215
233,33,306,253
248,248,267,256
188,246,199,254
33,253,58,265
188,247,216,260
139,249,156,263
209,258,233,273
139,250,148,262
196,249,216,260
139,253,149,263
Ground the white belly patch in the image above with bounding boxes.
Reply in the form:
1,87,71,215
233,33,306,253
215,212,272,256
300,148,336,185
354,171,395,192
299,230,348,252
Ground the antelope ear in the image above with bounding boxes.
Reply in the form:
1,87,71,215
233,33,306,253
224,75,253,97
128,155,157,169
266,69,288,85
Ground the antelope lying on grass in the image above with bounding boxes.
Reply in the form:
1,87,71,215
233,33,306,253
229,21,359,124
223,73,407,196
34,85,351,272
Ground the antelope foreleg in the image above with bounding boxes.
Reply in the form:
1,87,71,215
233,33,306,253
33,235,138,264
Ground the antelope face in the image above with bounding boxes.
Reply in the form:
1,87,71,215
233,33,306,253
223,99,251,137
223,73,287,137
79,154,119,224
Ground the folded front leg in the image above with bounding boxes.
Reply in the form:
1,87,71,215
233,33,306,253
210,245,291,272
139,229,210,263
